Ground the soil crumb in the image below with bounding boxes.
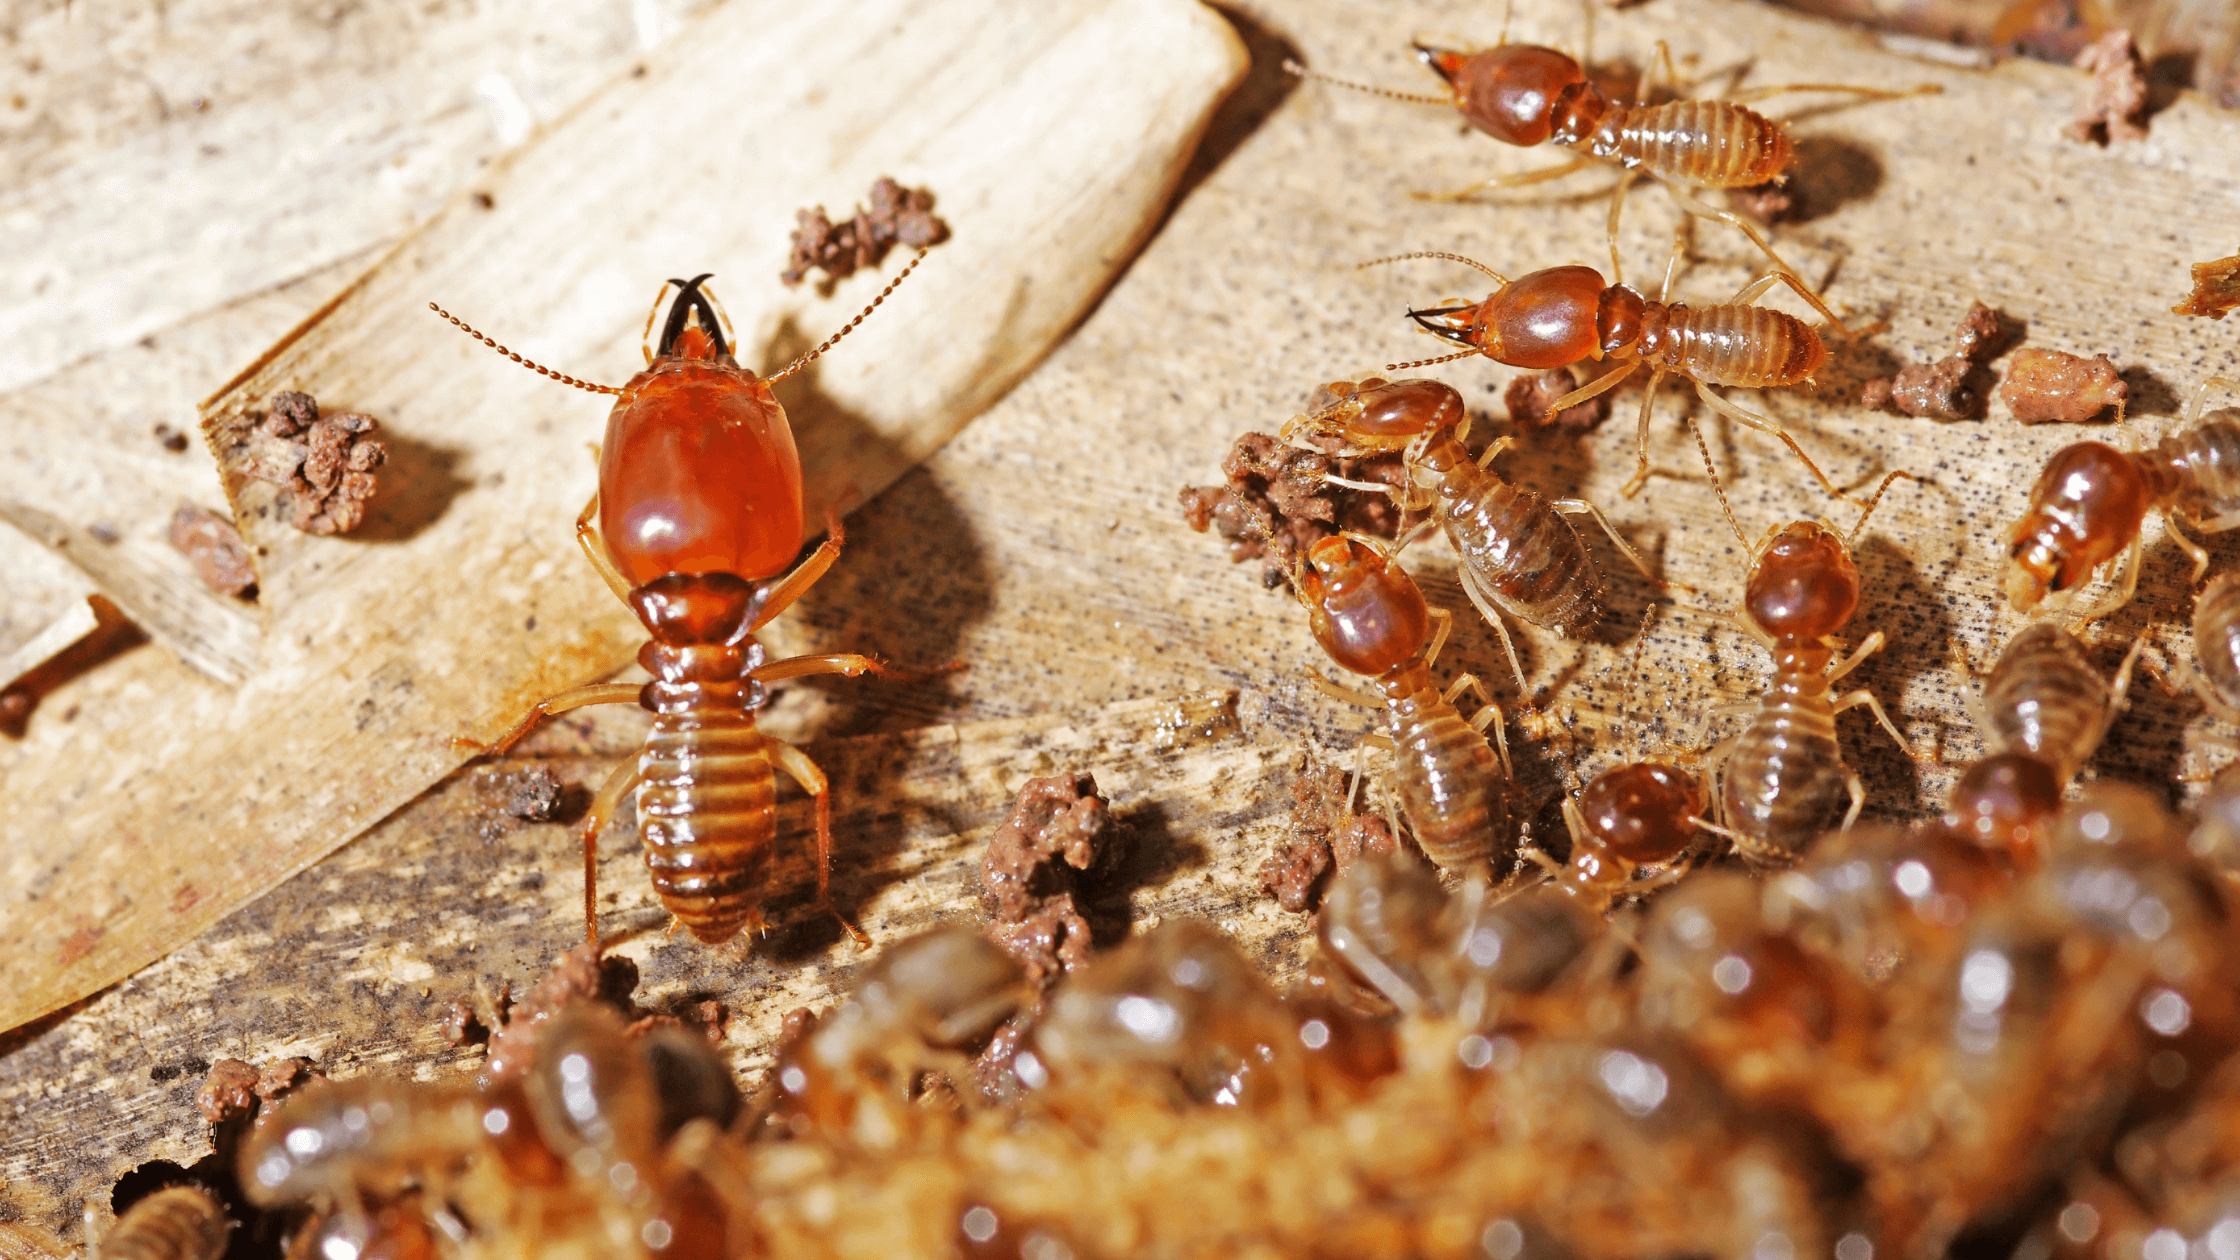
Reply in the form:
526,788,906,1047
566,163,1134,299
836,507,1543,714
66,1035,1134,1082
1999,348,2129,423
167,503,256,598
253,391,389,535
2176,250,2240,321
1180,427,1410,590
980,772,1113,984
1507,367,1614,433
1861,301,2011,420
782,176,951,290
2068,29,2149,144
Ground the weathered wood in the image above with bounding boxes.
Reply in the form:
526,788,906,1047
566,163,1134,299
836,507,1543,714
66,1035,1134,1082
7,0,2240,1251
0,0,1246,1036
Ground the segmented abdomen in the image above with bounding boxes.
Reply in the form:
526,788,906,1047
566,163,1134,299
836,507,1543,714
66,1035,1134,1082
1648,303,1826,388
1719,694,1845,868
639,711,776,943
2196,573,2240,716
1981,621,2110,779
2162,415,2240,523
103,1187,230,1260
1589,100,1791,187
1385,688,1516,871
1439,471,1601,635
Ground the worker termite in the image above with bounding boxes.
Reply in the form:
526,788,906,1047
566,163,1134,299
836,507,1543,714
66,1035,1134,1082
1374,247,1871,526
2006,377,2240,616
1535,760,1711,905
1282,375,1656,698
1294,532,1523,874
94,1185,230,1260
1966,620,2141,785
1705,477,1917,868
2193,571,2240,722
1288,27,1935,284
432,259,928,947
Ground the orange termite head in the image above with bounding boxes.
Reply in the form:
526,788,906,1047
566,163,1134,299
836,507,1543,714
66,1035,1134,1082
1941,752,2062,862
1414,42,1588,148
1743,521,1859,641
1296,535,1430,676
1294,377,1468,453
1409,266,1630,370
2003,441,2148,612
1575,761,1706,868
650,273,735,364
628,572,763,645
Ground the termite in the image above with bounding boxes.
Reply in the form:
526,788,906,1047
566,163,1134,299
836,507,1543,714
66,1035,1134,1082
1965,621,2141,785
2006,376,2240,616
94,1186,230,1260
432,260,927,947
1294,531,1522,873
2193,571,2240,723
1705,476,1916,868
1287,25,1934,286
1531,760,1710,905
1282,375,1655,698
1373,247,1872,528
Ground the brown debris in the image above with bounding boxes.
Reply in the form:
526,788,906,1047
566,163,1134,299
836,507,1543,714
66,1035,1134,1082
2175,250,2240,320
251,391,389,535
482,941,640,1082
1506,367,1614,432
254,1057,324,1107
195,1058,260,1125
167,503,257,597
980,772,1113,984
1330,814,1398,870
440,997,486,1046
1255,757,1394,913
1256,841,1332,913
490,766,563,822
152,423,190,453
1862,301,2011,420
781,176,951,289
1999,348,2129,423
2068,29,2149,144
1178,430,1410,589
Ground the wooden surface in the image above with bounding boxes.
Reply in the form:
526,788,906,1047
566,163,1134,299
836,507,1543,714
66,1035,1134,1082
0,0,1245,1038
8,0,2240,1251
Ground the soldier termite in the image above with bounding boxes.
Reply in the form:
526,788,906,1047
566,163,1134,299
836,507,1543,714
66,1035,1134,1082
1287,23,1936,287
433,259,928,948
1282,375,1658,700
1371,246,1874,530
1704,475,1918,868
1294,532,1524,874
2006,377,2240,617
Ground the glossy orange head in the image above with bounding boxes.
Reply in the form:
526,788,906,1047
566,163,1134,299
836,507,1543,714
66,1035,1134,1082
1297,536,1430,676
1743,522,1859,640
1576,761,1706,866
1416,43,1586,147
1942,752,2061,859
2004,442,2148,611
1409,265,1610,370
599,276,805,587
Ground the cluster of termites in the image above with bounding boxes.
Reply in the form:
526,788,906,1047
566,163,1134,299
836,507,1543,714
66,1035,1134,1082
89,6,2240,1260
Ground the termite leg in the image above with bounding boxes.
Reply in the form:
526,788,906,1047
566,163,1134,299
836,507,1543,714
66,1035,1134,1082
2183,376,2240,426
1722,81,1941,105
1620,368,1670,499
1826,629,1887,684
2071,530,2147,623
1552,497,1667,588
1450,677,1513,778
2163,510,2212,585
1839,767,1867,831
1553,361,1637,415
753,652,933,683
1311,674,1386,709
575,492,632,604
1692,380,1863,507
1424,607,1454,669
769,738,870,949
753,510,848,630
455,683,643,757
1605,168,1643,285
580,759,643,949
1833,686,1916,759
1722,259,1880,339
1413,155,1600,203
1457,565,1533,700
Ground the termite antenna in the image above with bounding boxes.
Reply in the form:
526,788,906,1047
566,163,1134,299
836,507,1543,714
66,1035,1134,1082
1684,413,1748,551
768,250,927,384
429,303,624,396
1358,251,1511,286
1283,58,1453,106
1847,470,1917,546
1384,349,1479,372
